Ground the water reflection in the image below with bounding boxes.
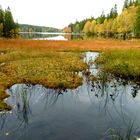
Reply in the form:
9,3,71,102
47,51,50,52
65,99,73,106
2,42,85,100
86,77,140,139
18,32,123,41
19,32,84,40
0,112,9,130
0,80,140,139
6,85,67,126
19,32,67,40
0,52,140,140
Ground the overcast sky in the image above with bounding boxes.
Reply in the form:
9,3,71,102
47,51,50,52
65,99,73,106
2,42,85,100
0,0,125,29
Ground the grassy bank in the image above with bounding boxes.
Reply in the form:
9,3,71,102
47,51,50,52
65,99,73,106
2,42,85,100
96,49,140,80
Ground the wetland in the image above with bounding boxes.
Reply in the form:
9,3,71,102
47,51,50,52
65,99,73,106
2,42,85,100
0,39,140,140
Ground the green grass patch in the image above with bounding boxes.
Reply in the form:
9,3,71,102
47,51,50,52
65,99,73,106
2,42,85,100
96,49,140,79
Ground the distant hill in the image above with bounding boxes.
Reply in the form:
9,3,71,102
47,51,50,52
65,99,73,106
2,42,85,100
19,24,61,32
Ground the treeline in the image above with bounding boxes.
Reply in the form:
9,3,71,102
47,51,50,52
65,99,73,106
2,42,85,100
0,6,19,37
65,0,140,39
19,24,60,33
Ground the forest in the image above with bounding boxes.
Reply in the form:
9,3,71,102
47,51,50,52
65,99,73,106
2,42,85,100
19,24,60,33
64,0,140,39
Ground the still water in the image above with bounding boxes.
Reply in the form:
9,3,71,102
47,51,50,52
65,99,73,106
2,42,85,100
19,32,84,40
0,52,140,140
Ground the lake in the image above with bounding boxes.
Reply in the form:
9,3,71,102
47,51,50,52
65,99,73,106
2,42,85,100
0,52,140,140
19,32,84,40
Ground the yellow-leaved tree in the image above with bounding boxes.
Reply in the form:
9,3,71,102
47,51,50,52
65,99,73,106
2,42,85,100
90,20,96,34
115,6,137,38
83,20,91,35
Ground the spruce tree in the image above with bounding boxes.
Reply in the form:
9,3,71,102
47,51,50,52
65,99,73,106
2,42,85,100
3,7,16,36
97,11,106,24
0,6,4,36
113,4,118,19
135,0,140,37
135,0,139,6
123,0,129,10
135,4,140,37
0,6,4,23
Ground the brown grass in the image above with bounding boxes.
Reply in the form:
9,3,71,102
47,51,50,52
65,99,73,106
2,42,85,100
0,39,139,52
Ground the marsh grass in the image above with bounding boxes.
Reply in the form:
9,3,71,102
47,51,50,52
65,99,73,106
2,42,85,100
96,49,140,80
0,51,87,89
0,39,140,110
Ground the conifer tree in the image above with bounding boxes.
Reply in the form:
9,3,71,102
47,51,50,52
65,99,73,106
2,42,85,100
0,6,4,36
123,0,129,10
134,0,140,37
3,7,16,36
0,6,4,23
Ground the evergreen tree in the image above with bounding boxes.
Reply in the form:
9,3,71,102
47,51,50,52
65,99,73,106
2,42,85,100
0,6,4,23
3,7,16,36
134,0,139,5
107,4,118,20
109,8,114,19
113,4,118,18
97,11,106,24
79,20,86,31
123,0,129,10
129,0,133,6
134,0,140,37
0,6,4,36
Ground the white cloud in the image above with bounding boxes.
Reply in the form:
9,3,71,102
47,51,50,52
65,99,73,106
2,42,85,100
0,0,124,29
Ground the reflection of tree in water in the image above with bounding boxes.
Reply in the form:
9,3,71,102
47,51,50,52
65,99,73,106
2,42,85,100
90,76,140,102
17,89,30,125
0,84,66,136
10,85,66,126
8,85,32,127
0,112,9,130
85,72,140,140
64,34,84,40
84,69,140,105
19,33,58,39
